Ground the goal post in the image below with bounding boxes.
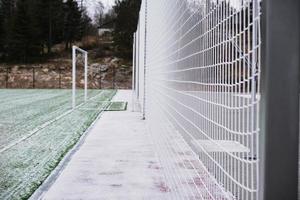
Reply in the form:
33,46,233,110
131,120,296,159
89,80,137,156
72,45,88,109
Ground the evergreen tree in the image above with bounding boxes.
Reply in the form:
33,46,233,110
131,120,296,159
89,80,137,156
35,0,64,54
99,8,116,29
81,8,95,37
0,0,16,60
63,0,81,50
0,1,4,55
8,0,42,62
113,0,141,57
0,0,91,62
94,1,105,28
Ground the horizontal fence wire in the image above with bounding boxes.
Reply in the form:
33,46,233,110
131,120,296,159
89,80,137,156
133,0,261,199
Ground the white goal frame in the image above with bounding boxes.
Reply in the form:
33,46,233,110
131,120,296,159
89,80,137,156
72,45,88,109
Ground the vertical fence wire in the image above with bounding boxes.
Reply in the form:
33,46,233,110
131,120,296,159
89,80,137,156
134,0,261,199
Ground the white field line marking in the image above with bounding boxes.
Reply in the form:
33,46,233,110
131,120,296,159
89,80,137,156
28,98,112,200
77,108,104,111
0,91,107,153
3,96,113,199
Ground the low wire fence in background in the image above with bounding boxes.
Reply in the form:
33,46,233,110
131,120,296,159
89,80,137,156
133,0,261,199
0,63,129,90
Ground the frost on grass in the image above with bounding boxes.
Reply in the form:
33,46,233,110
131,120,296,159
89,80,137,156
0,89,116,200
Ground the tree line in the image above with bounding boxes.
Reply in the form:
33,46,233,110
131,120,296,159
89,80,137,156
113,0,141,58
0,0,141,62
0,0,94,62
94,0,141,58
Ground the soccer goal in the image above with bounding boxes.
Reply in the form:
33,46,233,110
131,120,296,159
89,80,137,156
72,45,88,109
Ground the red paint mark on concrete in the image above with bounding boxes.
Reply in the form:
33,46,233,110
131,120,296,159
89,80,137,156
148,161,162,170
155,181,171,193
148,164,161,170
192,177,204,187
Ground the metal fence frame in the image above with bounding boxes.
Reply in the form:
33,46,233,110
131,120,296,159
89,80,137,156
259,0,300,199
132,0,300,199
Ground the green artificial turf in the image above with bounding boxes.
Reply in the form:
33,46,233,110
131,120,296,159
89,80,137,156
105,101,128,111
0,89,116,200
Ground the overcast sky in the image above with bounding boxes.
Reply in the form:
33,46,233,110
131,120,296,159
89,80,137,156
85,0,115,18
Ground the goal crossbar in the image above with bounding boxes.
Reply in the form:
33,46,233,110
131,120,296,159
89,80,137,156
72,46,88,109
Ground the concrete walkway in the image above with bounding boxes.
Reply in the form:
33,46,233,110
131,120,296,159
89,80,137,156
32,90,212,200
33,90,172,199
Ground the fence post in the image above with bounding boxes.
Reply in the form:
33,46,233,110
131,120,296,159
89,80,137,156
32,67,35,89
72,46,76,109
99,67,102,89
136,26,140,100
132,33,136,112
6,66,9,88
142,0,148,120
59,68,61,89
112,63,115,89
260,0,300,199
84,52,88,102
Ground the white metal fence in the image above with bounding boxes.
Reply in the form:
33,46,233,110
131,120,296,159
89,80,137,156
133,1,146,114
133,0,261,199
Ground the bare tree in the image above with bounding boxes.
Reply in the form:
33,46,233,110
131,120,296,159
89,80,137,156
94,1,105,28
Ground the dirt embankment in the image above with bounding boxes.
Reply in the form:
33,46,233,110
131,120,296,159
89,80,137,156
0,57,132,89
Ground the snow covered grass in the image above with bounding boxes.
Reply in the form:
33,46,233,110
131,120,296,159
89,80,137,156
0,89,116,200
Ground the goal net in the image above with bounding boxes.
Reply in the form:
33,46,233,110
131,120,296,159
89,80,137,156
72,45,88,109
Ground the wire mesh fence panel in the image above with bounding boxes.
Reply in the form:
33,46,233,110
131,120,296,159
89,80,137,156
134,0,261,199
133,4,146,113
